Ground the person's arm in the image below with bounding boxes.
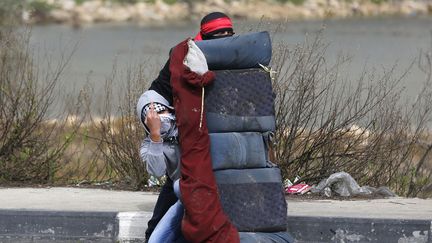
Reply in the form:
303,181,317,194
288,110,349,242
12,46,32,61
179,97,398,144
149,59,173,105
139,103,166,177
140,138,167,178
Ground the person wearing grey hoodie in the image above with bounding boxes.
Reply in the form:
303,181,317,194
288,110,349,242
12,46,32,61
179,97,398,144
137,12,236,242
136,90,181,242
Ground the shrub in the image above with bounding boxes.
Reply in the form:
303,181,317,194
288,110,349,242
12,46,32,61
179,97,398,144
0,0,24,24
0,27,82,183
75,0,87,5
27,0,55,21
271,32,432,197
90,62,154,190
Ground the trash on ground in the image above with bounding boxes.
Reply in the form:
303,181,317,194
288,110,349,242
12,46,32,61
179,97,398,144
147,175,164,187
310,171,397,197
285,183,312,195
284,179,293,188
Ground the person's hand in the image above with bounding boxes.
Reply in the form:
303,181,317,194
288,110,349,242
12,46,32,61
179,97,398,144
145,102,162,142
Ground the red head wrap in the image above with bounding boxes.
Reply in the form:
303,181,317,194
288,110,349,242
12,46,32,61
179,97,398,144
194,17,233,41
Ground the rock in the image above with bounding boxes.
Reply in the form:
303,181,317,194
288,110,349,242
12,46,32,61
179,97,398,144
351,2,360,15
50,9,72,23
357,2,377,17
59,0,76,11
131,2,147,20
132,2,162,22
74,6,95,23
110,6,131,22
303,0,320,11
137,6,164,22
81,0,103,12
328,0,340,8
314,0,328,7
22,10,31,23
212,0,227,7
154,0,170,15
71,0,105,23
400,1,428,16
22,0,432,25
94,6,113,22
379,3,398,16
166,3,189,20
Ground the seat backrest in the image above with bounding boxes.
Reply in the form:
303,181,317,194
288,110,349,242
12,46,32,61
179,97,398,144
196,31,272,70
206,69,276,133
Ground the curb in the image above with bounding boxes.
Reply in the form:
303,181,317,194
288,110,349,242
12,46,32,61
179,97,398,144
1,210,431,242
117,212,152,241
0,210,118,242
287,216,431,243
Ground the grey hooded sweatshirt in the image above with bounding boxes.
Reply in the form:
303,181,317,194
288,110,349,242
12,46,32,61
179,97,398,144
137,90,181,181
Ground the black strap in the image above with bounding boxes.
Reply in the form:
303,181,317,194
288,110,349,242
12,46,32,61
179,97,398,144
262,131,277,167
164,136,179,144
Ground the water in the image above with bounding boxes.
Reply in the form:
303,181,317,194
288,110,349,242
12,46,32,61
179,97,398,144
29,17,432,113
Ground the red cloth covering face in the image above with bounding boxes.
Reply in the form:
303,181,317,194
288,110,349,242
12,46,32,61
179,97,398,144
169,39,240,243
194,17,233,41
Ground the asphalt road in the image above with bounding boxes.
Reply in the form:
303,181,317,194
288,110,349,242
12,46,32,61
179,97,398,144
1,187,431,220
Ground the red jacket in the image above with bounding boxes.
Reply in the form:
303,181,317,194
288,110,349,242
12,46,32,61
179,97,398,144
169,39,239,243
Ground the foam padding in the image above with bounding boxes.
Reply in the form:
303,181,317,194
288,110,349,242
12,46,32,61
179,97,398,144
210,132,267,170
215,168,287,232
196,31,272,70
206,68,276,133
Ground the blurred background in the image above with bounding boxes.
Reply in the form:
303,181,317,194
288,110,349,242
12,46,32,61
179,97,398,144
1,0,427,111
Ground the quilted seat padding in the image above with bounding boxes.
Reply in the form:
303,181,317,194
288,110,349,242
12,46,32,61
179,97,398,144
206,69,276,133
215,168,287,232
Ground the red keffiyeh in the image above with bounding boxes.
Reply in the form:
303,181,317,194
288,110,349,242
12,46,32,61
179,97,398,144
169,39,239,243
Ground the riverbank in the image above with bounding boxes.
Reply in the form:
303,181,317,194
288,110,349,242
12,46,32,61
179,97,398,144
23,0,432,25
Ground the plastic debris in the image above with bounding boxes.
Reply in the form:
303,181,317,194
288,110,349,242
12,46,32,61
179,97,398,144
286,183,312,195
284,179,293,188
147,175,162,187
311,172,397,197
284,175,301,188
